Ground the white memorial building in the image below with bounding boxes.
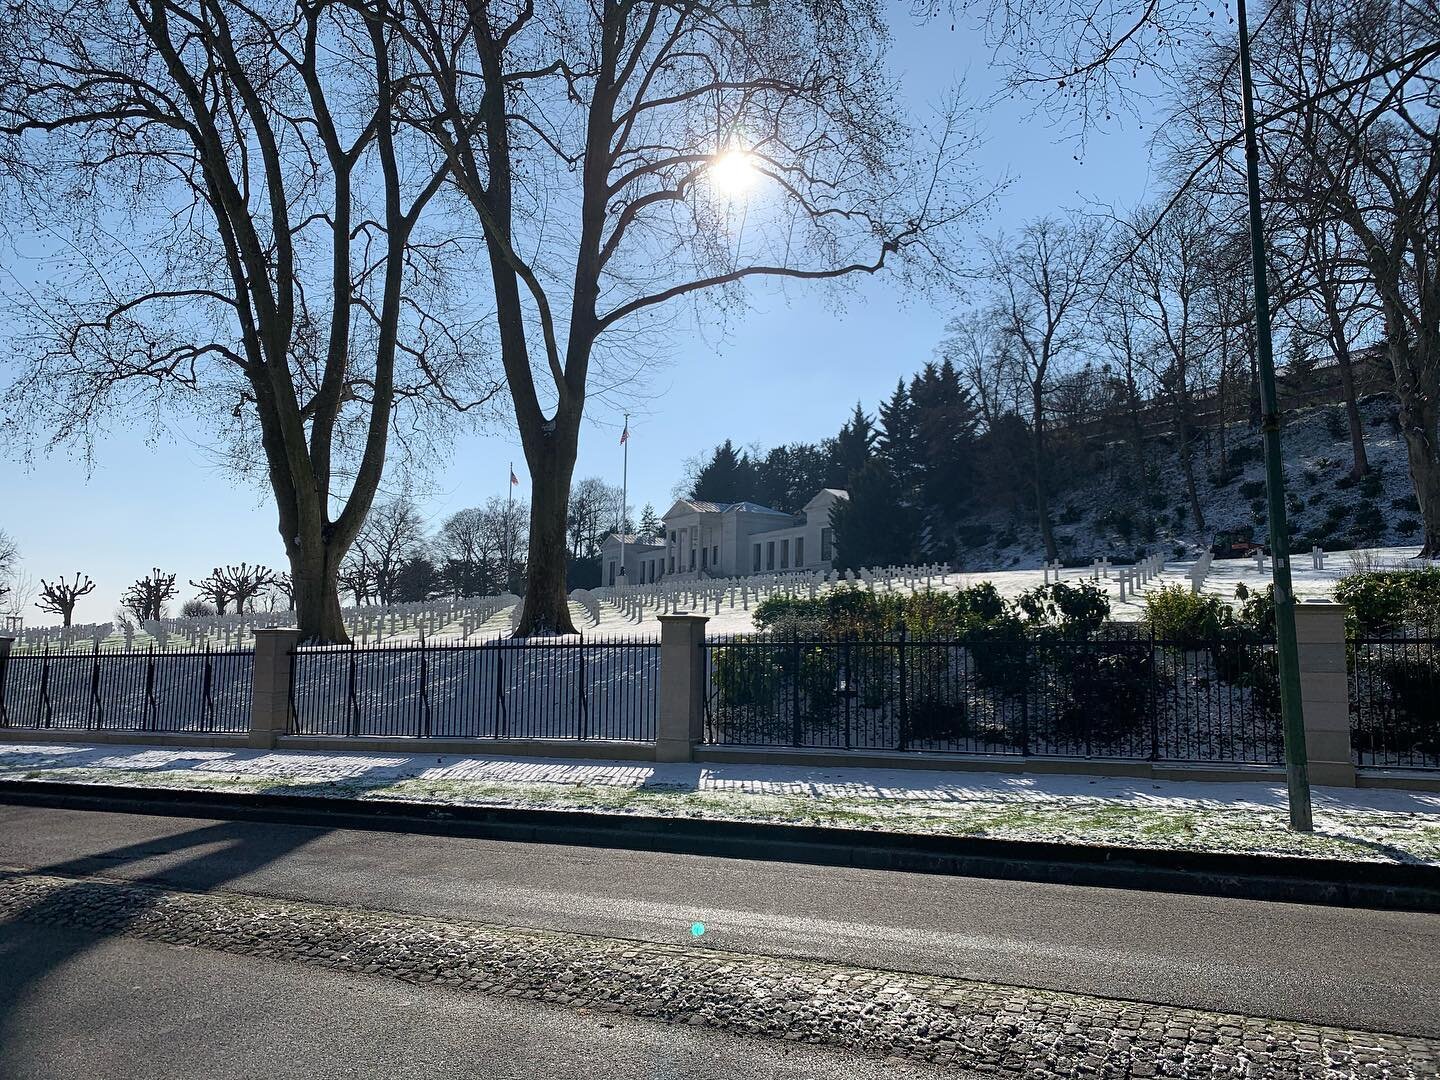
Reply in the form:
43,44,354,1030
600,489,848,586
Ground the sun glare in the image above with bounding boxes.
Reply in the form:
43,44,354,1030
709,148,757,195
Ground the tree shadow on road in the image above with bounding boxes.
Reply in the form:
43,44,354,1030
0,817,326,1043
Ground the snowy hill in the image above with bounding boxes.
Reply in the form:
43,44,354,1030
962,397,1419,570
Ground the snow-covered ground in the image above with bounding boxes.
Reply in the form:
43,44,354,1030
3,742,1437,864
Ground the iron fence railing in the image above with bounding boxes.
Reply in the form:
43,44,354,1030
289,636,660,741
1350,633,1440,769
702,631,1282,763
0,646,253,733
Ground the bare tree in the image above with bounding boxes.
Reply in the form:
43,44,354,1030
121,569,178,623
939,313,1020,428
402,0,988,632
191,563,278,615
0,529,16,612
1117,196,1220,532
350,497,426,605
985,216,1105,560
0,0,502,641
36,573,95,627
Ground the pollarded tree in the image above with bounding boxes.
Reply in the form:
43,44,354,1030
402,0,987,632
36,573,95,627
0,0,501,642
191,563,279,615
121,569,178,623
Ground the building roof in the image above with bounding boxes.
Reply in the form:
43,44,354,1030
601,533,663,549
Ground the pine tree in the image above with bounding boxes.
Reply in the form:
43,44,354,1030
691,440,754,503
638,503,661,543
829,403,875,487
830,460,918,569
877,379,919,488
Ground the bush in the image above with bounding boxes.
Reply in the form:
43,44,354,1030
1335,569,1440,633
1142,586,1228,644
1358,471,1384,498
1055,645,1152,748
181,599,216,618
1392,494,1420,513
1324,410,1348,440
1372,654,1440,757
1397,517,1420,537
1014,582,1111,638
1228,443,1261,469
1239,479,1266,500
1351,501,1386,542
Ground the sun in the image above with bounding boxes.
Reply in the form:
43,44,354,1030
709,148,757,195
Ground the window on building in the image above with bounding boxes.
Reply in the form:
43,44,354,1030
607,562,615,586
781,539,789,569
795,537,804,566
701,547,708,569
752,544,761,572
821,527,833,561
689,549,696,571
669,556,675,573
766,541,775,570
713,544,719,565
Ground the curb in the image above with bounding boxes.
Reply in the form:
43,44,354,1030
2,778,1437,912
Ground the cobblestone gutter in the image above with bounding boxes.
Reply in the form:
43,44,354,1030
1,869,1435,1079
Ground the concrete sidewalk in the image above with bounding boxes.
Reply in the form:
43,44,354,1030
2,741,1438,863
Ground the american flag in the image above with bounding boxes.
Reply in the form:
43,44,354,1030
620,422,629,445
510,469,519,486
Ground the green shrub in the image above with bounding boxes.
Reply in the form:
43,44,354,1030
1014,582,1111,638
1335,569,1440,633
1352,501,1385,542
1358,471,1383,498
1392,494,1421,513
1397,517,1420,537
1324,410,1348,440
1239,479,1266,500
1372,654,1440,756
1056,645,1151,748
1229,444,1261,469
1142,586,1229,644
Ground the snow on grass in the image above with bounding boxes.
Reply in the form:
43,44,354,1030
3,742,1437,865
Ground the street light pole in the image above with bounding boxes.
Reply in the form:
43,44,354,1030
1236,0,1312,830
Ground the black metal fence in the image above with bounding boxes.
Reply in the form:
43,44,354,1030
0,646,254,734
1350,633,1440,769
289,636,660,741
702,631,1282,763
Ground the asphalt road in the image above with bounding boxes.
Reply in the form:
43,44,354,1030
0,925,976,1080
1,802,1437,1037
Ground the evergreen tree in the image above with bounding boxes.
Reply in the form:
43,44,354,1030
876,379,919,488
829,460,919,570
912,358,981,549
638,503,661,543
691,439,755,504
829,403,875,487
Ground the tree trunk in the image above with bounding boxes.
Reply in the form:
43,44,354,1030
1326,309,1369,479
1386,330,1440,557
1032,415,1058,562
289,532,351,644
1174,401,1207,532
515,438,580,636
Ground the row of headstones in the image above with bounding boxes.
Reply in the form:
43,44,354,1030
1041,554,1167,601
599,563,952,621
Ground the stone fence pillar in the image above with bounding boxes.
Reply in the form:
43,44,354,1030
249,627,303,750
656,613,709,762
1294,599,1355,787
0,636,13,726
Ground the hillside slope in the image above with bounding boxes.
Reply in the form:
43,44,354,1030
963,397,1420,569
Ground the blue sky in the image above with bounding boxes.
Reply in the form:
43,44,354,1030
1,6,1158,626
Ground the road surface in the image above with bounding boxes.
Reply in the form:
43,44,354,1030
0,801,1436,1038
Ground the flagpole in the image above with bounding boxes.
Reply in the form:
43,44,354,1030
620,415,629,590
507,461,514,593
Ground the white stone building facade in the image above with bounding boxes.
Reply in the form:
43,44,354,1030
600,489,847,586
